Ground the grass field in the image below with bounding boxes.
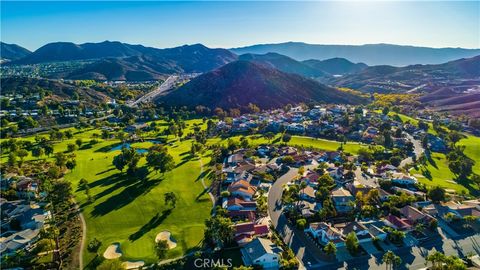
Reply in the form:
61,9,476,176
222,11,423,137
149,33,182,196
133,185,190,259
458,135,480,175
208,134,363,154
410,152,471,194
1,122,213,265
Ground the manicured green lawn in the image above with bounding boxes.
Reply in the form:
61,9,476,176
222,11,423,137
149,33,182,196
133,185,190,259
2,122,213,265
458,135,480,175
65,134,211,264
207,134,362,154
411,152,472,195
287,136,363,154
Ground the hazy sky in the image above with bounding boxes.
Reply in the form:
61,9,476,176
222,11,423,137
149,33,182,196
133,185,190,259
2,1,479,51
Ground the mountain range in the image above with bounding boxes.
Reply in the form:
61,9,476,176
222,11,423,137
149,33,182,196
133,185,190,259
0,42,32,61
330,55,480,93
7,41,238,81
159,60,367,110
231,42,480,66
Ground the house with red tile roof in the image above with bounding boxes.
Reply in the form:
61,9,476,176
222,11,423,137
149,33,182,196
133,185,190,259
234,222,270,245
400,205,436,225
385,214,412,231
228,180,257,200
224,197,257,211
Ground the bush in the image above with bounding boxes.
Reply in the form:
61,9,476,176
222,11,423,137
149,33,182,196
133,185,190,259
87,238,102,253
296,218,307,229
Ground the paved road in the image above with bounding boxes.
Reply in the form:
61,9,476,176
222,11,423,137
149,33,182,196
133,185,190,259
400,132,424,168
268,167,333,269
129,75,179,107
73,199,87,270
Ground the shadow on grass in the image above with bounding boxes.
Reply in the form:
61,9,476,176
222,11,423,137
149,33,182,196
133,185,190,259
90,176,163,217
425,151,438,169
195,168,212,182
195,188,210,201
94,142,122,153
95,167,116,175
176,154,195,168
128,209,172,241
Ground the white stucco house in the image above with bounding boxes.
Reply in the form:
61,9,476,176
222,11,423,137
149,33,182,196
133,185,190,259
241,238,282,270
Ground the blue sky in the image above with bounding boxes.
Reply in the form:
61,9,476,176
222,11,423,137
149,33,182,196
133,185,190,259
1,1,479,51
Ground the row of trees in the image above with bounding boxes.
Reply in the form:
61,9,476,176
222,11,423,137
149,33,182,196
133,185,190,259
112,144,175,178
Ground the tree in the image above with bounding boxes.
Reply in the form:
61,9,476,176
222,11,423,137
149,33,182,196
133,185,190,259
43,143,54,156
298,166,305,177
47,180,72,205
66,159,77,170
31,146,44,159
75,138,83,148
55,152,68,168
146,145,175,174
264,132,275,142
282,155,295,165
324,241,337,258
47,166,62,179
164,192,177,208
428,186,446,203
296,218,306,229
282,133,292,143
345,232,359,254
383,251,402,270
112,147,141,175
426,251,446,270
204,216,235,247
7,152,17,167
87,238,102,253
155,240,169,259
382,107,390,115
16,149,28,167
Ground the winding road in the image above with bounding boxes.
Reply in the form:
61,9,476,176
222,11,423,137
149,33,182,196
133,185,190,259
400,132,424,168
268,166,331,269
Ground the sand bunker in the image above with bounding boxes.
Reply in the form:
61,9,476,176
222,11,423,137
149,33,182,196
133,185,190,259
103,243,122,259
122,261,145,269
155,230,177,249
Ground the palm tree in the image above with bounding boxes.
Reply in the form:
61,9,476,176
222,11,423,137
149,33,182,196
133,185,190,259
383,251,395,270
426,251,446,270
383,251,402,270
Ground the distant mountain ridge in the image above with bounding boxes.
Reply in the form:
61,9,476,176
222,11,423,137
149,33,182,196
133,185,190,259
238,52,327,78
12,41,154,64
302,58,368,75
231,42,480,66
0,42,31,61
159,60,366,110
330,55,480,92
8,41,238,80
